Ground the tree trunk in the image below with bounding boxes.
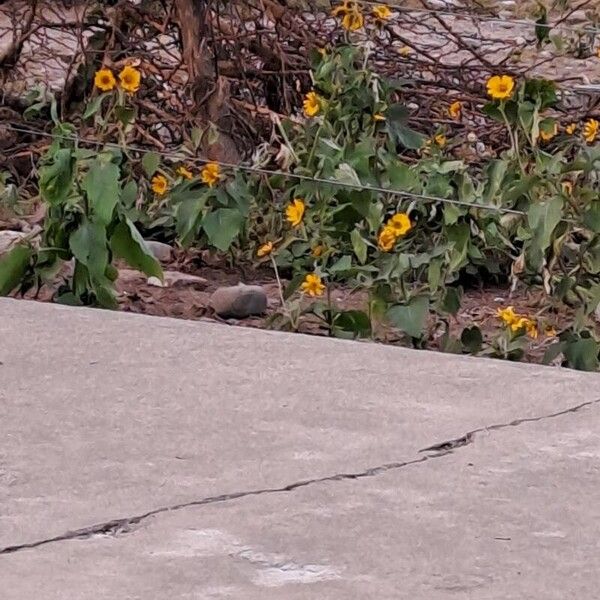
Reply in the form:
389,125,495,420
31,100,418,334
173,0,212,101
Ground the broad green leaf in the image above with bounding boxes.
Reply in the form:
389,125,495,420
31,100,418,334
329,254,352,274
387,103,426,149
115,106,135,127
583,202,600,233
334,163,362,188
564,337,599,372
446,223,470,271
332,310,371,339
284,273,304,300
0,245,32,295
441,287,462,315
121,180,138,208
461,326,483,354
391,123,425,150
175,193,208,245
83,158,120,225
142,152,160,177
202,208,244,252
388,162,418,191
350,229,368,264
39,148,73,204
482,159,508,204
69,221,108,279
83,93,109,119
527,195,562,268
386,295,429,338
111,218,162,279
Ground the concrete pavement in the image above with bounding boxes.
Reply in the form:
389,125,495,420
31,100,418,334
1,298,599,598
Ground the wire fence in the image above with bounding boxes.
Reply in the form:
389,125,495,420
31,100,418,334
7,121,582,225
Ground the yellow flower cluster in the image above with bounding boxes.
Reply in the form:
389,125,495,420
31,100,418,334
331,2,392,32
563,119,598,144
150,163,221,196
94,65,142,94
378,212,412,252
497,306,538,339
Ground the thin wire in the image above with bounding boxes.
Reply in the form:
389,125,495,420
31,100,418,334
6,122,532,218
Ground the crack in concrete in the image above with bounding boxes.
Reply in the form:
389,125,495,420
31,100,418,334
419,399,600,455
1,398,598,556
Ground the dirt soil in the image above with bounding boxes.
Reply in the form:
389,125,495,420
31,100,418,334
72,249,574,367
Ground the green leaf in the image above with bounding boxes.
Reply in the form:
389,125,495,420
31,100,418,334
111,218,163,279
82,157,120,225
202,208,243,252
350,229,368,264
387,162,418,191
583,202,600,233
564,337,599,372
0,245,32,295
386,295,429,338
69,221,108,279
387,103,426,149
283,273,304,300
482,159,508,204
446,223,470,271
527,195,563,269
121,180,138,208
441,286,462,315
83,93,109,119
461,326,483,354
142,152,161,178
115,106,135,127
334,163,362,188
328,254,352,274
332,310,371,339
175,194,207,245
39,148,73,204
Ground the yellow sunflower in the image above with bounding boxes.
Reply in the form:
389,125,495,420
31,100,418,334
151,174,168,196
303,91,321,117
301,273,325,297
177,166,193,180
257,241,274,258
448,100,462,120
372,4,392,21
387,213,412,237
119,65,141,94
378,225,397,252
583,118,599,144
285,198,305,228
486,75,515,101
94,68,116,92
201,162,220,187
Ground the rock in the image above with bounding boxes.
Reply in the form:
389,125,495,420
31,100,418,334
147,276,165,288
164,271,207,289
144,240,173,263
0,230,27,255
209,283,268,319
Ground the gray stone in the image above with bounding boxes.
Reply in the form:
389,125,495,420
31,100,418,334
163,270,207,289
144,240,173,263
146,276,165,288
0,298,599,598
209,283,268,318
